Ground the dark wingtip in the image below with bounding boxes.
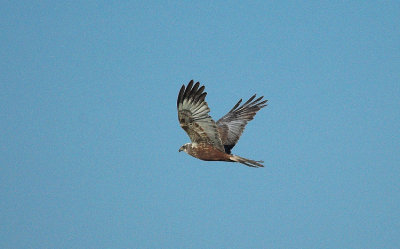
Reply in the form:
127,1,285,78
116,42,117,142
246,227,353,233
187,82,200,101
178,80,209,108
257,99,268,109
196,85,205,97
196,92,207,103
254,96,264,103
182,80,194,102
177,84,186,107
247,94,256,103
229,98,243,112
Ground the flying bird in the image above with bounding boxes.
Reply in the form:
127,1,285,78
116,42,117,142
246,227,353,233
177,80,267,168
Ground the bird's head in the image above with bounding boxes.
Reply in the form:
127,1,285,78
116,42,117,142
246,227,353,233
178,143,190,153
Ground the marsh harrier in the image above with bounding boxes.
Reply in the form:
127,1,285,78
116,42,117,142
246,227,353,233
177,80,267,168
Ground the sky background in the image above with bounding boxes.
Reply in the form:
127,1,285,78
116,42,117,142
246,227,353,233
1,1,399,248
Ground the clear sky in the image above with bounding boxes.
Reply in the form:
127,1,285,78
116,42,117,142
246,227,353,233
1,1,399,248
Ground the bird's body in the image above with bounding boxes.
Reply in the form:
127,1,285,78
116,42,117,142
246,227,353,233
177,80,267,168
180,143,231,161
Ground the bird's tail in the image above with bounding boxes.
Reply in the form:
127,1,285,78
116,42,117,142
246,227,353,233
229,155,264,168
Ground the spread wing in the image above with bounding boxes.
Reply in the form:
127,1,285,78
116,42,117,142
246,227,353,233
216,95,267,154
177,80,225,152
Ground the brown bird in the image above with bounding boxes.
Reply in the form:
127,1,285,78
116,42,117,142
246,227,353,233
177,80,267,168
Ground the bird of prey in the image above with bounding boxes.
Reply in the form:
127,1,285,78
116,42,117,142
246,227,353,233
177,80,267,168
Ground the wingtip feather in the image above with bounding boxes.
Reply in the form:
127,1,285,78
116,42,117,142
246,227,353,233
177,84,186,108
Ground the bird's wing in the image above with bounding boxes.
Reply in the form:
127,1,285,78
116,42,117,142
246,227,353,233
216,94,267,154
177,80,225,152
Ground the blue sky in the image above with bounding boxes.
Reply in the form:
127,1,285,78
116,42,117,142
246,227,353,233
1,1,399,248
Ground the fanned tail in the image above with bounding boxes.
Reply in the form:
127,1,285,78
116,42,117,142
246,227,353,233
229,155,264,168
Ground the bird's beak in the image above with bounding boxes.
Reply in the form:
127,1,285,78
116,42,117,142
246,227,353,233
178,148,183,152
